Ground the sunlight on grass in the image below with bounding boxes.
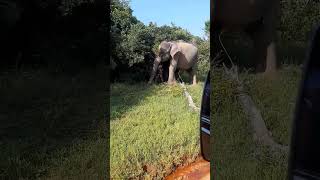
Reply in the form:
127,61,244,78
110,82,203,179
187,82,204,108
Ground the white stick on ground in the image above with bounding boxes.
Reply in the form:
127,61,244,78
179,82,200,112
222,64,288,152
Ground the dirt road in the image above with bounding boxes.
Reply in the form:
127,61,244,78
165,158,210,180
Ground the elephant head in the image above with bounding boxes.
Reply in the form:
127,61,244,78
148,41,181,84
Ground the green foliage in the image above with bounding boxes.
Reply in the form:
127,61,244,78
123,22,155,65
197,40,210,79
111,0,140,66
279,1,320,42
110,0,137,33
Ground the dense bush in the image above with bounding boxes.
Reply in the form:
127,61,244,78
197,38,210,79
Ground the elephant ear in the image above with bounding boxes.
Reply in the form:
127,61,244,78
170,43,181,60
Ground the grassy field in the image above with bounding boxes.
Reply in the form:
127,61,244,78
212,65,302,179
0,68,107,179
110,82,204,179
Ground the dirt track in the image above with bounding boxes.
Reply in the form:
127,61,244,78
165,157,210,180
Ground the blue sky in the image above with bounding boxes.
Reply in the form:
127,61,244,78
130,0,210,38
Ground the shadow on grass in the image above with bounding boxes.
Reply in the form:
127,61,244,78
111,73,206,122
0,67,107,179
111,82,168,121
179,71,208,83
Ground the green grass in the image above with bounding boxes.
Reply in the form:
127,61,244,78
110,82,203,179
186,82,204,108
211,65,301,179
0,68,107,179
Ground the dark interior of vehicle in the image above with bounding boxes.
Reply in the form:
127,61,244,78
200,18,320,179
200,71,210,161
288,24,320,180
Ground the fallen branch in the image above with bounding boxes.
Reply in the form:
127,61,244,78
179,82,200,112
222,64,289,152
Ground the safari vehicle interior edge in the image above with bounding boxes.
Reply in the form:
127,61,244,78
199,24,320,179
288,24,320,180
200,71,210,161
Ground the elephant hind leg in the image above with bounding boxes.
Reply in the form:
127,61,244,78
251,4,278,75
251,29,277,74
186,68,197,85
251,29,268,73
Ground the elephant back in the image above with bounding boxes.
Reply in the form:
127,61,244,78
176,41,198,54
175,41,198,67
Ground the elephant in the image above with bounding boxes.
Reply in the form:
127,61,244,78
148,40,198,85
211,0,280,76
155,60,170,83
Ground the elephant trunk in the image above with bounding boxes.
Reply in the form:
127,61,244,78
148,56,161,84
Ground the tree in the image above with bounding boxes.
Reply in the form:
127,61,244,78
123,22,155,65
204,20,210,38
110,0,139,67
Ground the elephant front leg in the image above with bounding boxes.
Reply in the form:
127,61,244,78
168,62,177,85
